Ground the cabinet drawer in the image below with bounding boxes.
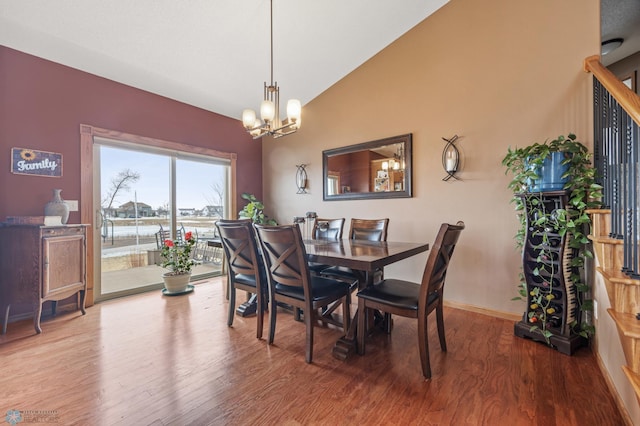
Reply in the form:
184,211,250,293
41,226,84,237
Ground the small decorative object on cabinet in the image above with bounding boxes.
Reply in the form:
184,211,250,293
502,134,602,354
0,223,87,334
43,188,70,224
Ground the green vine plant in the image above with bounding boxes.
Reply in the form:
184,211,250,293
238,193,277,225
502,134,602,343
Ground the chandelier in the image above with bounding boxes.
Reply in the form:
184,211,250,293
242,0,301,139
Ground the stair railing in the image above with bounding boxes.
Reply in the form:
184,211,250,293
584,55,640,278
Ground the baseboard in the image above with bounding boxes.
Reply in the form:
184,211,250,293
593,347,634,426
4,306,53,331
444,300,522,322
4,302,75,329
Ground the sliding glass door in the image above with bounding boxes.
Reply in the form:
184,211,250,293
95,140,228,300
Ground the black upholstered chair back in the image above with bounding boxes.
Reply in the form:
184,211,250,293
312,218,345,241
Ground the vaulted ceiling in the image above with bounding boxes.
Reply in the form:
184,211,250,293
1,0,636,122
0,0,449,120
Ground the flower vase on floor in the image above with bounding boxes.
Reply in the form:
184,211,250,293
162,272,192,293
159,231,197,295
44,189,69,224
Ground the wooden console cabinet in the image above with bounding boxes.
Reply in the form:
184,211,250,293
0,224,87,334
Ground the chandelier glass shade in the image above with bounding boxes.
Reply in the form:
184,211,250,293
242,0,301,139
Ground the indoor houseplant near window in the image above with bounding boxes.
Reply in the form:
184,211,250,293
502,133,602,348
238,193,277,225
160,231,197,294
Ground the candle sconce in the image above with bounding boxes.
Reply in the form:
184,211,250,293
442,135,461,181
293,216,306,238
296,164,308,194
305,211,317,239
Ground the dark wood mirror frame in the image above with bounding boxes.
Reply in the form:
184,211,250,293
323,134,413,201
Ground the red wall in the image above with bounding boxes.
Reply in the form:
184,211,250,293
0,46,262,222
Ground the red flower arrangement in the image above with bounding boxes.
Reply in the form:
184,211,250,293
160,231,197,275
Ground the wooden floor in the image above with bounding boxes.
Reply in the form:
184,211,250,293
0,277,627,426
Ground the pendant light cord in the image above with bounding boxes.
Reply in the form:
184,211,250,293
269,0,274,86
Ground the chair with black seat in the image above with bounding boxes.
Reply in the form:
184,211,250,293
307,218,345,275
215,219,266,339
319,218,389,322
254,223,351,363
321,218,389,282
356,221,465,379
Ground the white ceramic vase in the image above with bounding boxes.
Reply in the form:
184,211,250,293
44,189,69,224
162,272,191,293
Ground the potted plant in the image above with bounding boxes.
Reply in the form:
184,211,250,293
160,231,197,293
502,134,602,344
238,193,277,225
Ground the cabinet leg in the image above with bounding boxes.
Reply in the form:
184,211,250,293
80,290,86,315
1,304,10,335
34,302,43,334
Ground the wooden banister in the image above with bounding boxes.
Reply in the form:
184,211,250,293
584,55,640,126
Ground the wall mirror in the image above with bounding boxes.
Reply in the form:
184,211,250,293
323,133,412,201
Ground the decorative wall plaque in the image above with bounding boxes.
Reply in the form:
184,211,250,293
11,147,63,177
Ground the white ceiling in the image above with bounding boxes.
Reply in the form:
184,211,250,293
600,0,640,66
0,0,449,120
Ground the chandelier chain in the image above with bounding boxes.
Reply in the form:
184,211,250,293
269,0,274,87
241,0,301,139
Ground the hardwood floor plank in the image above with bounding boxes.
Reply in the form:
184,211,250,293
0,277,627,425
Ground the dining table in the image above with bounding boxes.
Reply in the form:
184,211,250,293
304,238,429,360
210,236,429,358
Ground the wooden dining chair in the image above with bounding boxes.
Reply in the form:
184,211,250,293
312,218,345,240
348,218,389,241
356,221,465,379
215,219,267,339
318,218,389,321
321,218,389,282
254,224,352,363
308,218,345,274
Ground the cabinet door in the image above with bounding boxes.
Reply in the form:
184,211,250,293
42,234,85,298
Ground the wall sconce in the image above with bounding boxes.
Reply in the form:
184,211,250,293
296,164,308,194
442,135,460,181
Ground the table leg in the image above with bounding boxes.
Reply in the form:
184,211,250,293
332,270,371,360
236,293,258,317
332,307,359,360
